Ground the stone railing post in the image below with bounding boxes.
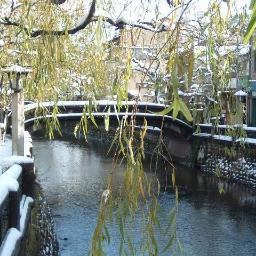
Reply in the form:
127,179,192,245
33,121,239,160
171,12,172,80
21,162,35,198
8,191,20,231
12,91,24,156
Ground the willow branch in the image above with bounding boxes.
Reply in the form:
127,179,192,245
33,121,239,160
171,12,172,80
0,0,96,38
31,0,96,37
0,0,191,38
91,16,169,33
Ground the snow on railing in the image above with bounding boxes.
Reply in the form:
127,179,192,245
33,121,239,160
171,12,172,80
0,158,35,256
0,108,8,146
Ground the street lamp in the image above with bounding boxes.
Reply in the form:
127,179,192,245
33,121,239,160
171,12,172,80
1,64,32,156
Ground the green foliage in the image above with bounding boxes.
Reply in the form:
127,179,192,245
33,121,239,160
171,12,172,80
244,0,256,43
156,72,193,122
0,1,251,255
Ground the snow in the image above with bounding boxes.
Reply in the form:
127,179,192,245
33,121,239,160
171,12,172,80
25,111,192,129
0,228,22,256
25,100,167,111
1,156,34,170
218,45,250,56
0,175,19,206
76,13,90,28
143,91,155,97
178,89,185,96
195,44,250,58
116,14,135,25
1,65,32,74
235,90,247,96
128,89,140,97
0,175,19,193
213,135,232,142
94,8,112,19
199,123,212,127
238,138,256,144
2,164,22,179
0,185,9,206
24,131,33,157
134,125,161,132
101,189,110,204
193,132,212,138
20,196,34,234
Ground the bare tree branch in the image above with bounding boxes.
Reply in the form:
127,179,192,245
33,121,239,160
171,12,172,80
31,0,96,37
91,15,169,33
0,0,96,37
0,0,191,39
51,0,67,4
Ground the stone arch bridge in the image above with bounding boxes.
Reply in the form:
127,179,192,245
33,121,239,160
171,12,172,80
23,101,193,162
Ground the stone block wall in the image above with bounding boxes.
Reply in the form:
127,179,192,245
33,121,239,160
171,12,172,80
193,136,256,189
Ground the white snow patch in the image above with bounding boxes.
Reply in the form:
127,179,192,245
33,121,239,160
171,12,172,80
239,138,256,144
20,196,33,234
1,156,34,170
0,228,22,256
235,90,247,96
2,164,22,179
95,8,112,19
0,175,19,205
193,133,212,138
1,64,32,74
212,135,232,141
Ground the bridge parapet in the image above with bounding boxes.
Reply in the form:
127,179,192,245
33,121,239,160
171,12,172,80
23,101,193,138
0,157,35,256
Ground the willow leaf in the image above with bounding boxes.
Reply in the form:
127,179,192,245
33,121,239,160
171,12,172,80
103,225,110,244
104,107,110,132
88,100,98,128
161,235,175,254
172,98,180,120
250,0,256,9
179,99,193,122
155,105,173,116
244,2,256,43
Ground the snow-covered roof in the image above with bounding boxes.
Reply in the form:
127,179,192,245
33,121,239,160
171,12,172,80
128,89,140,96
178,89,185,96
195,44,250,57
190,84,199,89
234,90,247,96
1,65,32,74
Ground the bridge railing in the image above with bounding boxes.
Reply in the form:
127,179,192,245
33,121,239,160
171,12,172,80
0,158,35,256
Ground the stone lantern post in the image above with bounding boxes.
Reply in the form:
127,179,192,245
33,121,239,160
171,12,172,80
1,64,32,155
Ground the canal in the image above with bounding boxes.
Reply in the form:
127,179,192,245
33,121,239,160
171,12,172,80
34,138,256,256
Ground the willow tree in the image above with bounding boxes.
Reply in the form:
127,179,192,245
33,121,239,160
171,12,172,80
0,0,250,255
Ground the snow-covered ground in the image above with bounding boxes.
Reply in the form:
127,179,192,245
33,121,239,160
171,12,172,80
0,134,12,164
0,132,34,256
0,132,33,174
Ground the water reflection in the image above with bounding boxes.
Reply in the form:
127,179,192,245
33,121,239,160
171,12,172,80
34,139,256,256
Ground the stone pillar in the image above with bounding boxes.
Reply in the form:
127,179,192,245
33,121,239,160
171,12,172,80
12,91,24,156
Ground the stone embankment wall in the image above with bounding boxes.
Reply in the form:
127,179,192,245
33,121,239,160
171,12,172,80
25,185,59,256
193,135,256,189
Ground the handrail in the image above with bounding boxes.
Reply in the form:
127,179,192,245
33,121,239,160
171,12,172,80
0,159,35,256
24,111,193,131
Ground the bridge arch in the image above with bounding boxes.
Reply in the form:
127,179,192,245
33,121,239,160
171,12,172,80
23,101,193,138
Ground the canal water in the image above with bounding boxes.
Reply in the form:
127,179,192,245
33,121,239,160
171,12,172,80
33,138,256,256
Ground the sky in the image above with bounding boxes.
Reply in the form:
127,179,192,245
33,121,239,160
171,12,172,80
114,0,251,21
58,0,251,24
